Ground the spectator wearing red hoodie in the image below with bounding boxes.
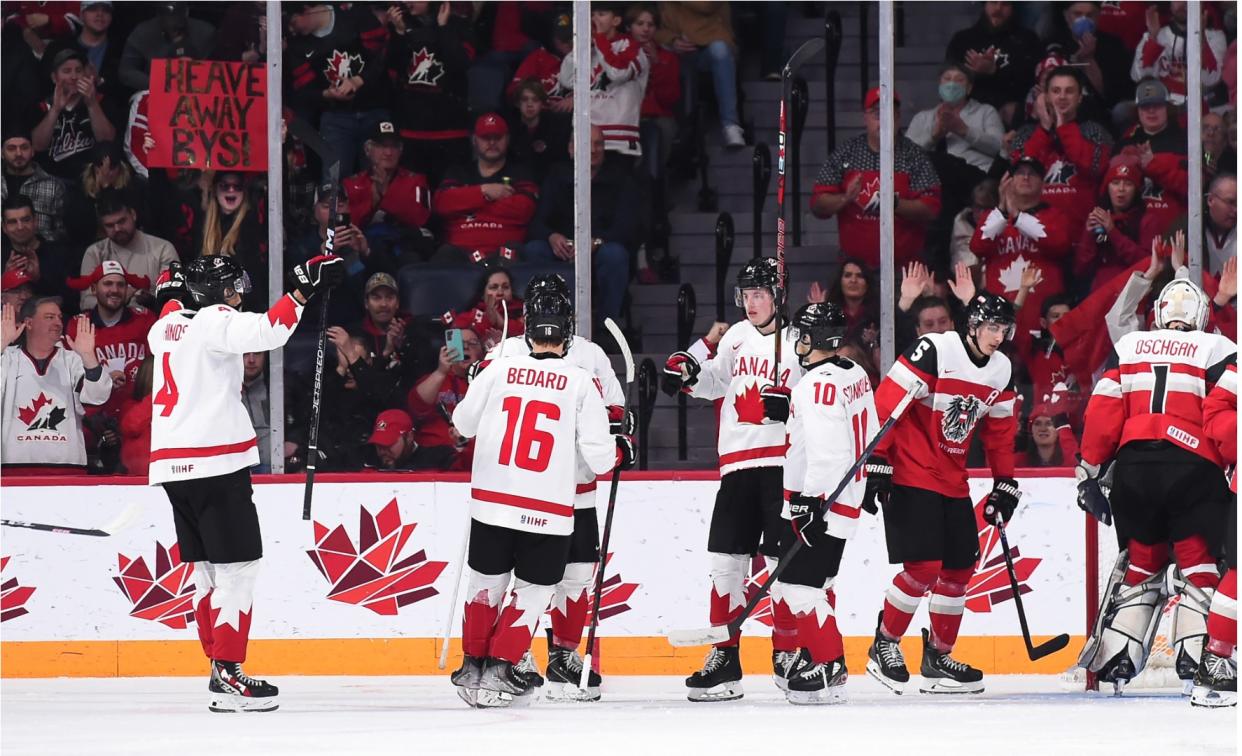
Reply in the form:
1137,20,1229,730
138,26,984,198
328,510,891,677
1023,401,1079,467
442,266,523,351
1074,157,1161,291
342,121,434,259
433,114,538,262
630,3,680,179
406,324,482,469
118,354,153,476
505,11,573,110
1013,293,1080,423
1116,79,1186,235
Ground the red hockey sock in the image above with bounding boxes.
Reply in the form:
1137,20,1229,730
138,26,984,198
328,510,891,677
206,560,258,663
796,604,843,663
709,587,743,647
209,606,253,663
194,588,214,659
771,596,799,653
1172,535,1221,590
488,581,555,664
1207,569,1237,657
462,592,501,659
881,561,939,639
928,567,973,652
708,554,748,648
1125,540,1169,586
549,562,592,650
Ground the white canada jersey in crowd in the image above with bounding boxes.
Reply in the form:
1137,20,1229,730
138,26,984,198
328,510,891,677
782,357,877,541
1,346,113,468
490,334,624,507
147,296,305,485
558,33,648,156
689,321,802,475
453,352,616,536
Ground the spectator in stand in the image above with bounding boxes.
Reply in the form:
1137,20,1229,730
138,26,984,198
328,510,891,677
1009,66,1111,231
629,2,680,280
385,1,476,188
289,328,387,471
433,113,539,262
893,261,978,348
212,1,266,63
118,353,152,476
118,3,215,93
1131,1,1228,109
342,121,435,261
446,265,524,351
1023,403,1078,467
63,141,149,249
1203,112,1236,181
1,124,66,242
506,79,571,185
31,43,118,181
353,271,436,400
364,408,455,471
2,268,35,312
1,298,112,475
290,182,391,321
525,125,638,325
1074,157,1159,292
1015,293,1078,412
189,171,268,310
951,178,999,267
970,155,1074,335
806,258,880,342
657,1,744,148
285,2,389,181
79,189,178,311
76,1,125,105
1044,2,1134,113
240,351,271,472
466,1,553,114
2,2,78,59
945,1,1043,127
811,88,942,270
1116,79,1186,235
2,196,72,307
507,11,573,111
407,324,483,469
1096,0,1149,50
1204,174,1236,275
558,4,648,162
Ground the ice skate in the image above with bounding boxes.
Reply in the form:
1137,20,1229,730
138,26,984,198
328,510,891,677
772,649,803,692
545,645,601,702
208,660,279,713
866,614,909,694
785,651,847,705
451,655,485,708
919,629,984,694
685,646,743,702
1190,650,1237,708
476,658,540,708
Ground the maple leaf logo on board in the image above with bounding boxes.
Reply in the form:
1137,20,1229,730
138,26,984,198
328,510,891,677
113,542,195,629
552,553,639,625
407,47,445,86
306,499,447,615
744,554,774,627
1,555,36,623
964,497,1042,613
324,49,364,85
17,392,65,430
734,383,767,425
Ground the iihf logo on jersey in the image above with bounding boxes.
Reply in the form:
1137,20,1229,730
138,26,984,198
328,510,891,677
113,542,196,629
941,394,985,444
17,392,66,432
964,498,1043,613
1,555,37,623
306,499,448,615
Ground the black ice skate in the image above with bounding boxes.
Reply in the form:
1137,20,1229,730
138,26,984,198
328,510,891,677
515,650,546,690
685,646,743,702
918,629,984,694
451,655,485,708
1095,650,1137,696
1190,650,1237,708
545,645,601,702
772,649,803,692
865,613,909,694
208,660,279,712
477,658,539,708
785,650,847,705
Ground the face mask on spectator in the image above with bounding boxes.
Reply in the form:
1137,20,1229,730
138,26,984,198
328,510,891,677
1071,16,1095,39
938,82,967,104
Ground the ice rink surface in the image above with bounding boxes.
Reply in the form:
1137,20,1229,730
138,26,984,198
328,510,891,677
2,674,1235,756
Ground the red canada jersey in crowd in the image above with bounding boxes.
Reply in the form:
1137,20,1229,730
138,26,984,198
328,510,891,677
1010,120,1112,228
343,168,431,229
873,331,1017,499
969,204,1073,334
1081,328,1237,469
688,321,803,476
66,307,156,384
507,48,568,105
432,162,538,256
452,352,616,536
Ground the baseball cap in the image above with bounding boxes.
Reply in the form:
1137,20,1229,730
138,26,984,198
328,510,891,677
1,120,31,146
1012,155,1045,175
368,120,401,145
368,409,413,447
474,113,508,139
45,43,87,73
364,272,398,296
81,1,113,10
1134,78,1169,107
552,12,572,41
863,87,901,111
2,268,33,291
1102,156,1141,186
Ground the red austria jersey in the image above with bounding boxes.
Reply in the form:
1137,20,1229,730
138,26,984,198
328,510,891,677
689,321,803,476
874,331,1017,498
452,353,616,536
783,357,877,541
147,296,306,485
1081,328,1236,468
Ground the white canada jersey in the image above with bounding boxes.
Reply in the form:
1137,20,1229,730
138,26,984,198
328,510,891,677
453,352,616,536
1,345,113,468
147,296,305,485
782,357,877,540
689,321,803,475
558,33,648,156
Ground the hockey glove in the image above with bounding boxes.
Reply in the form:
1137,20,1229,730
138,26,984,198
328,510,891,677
861,456,893,515
608,405,636,436
761,385,791,423
615,434,637,470
985,477,1021,525
1075,460,1112,526
788,493,823,547
291,255,346,301
466,359,491,384
661,351,700,397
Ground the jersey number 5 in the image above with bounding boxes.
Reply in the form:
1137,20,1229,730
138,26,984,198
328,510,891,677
498,396,560,472
153,354,180,417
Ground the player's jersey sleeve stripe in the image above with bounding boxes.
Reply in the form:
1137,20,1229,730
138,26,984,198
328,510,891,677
575,481,598,494
1119,362,1206,378
149,437,258,462
471,487,575,518
890,357,934,391
719,444,788,469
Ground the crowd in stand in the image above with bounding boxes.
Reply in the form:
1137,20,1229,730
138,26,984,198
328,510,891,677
0,1,1235,476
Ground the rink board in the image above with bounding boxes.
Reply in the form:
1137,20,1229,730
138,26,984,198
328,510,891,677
0,472,1088,677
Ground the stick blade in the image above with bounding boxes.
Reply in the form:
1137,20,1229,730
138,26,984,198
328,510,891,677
783,38,826,77
603,317,634,382
1028,633,1071,661
666,626,730,647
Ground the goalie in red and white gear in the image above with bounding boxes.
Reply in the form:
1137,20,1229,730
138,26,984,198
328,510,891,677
148,254,344,712
771,303,877,704
661,257,804,701
1076,278,1236,694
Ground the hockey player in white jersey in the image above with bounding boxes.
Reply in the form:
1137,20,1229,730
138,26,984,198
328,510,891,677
662,257,803,701
450,289,630,707
147,254,344,712
479,274,628,701
771,303,877,704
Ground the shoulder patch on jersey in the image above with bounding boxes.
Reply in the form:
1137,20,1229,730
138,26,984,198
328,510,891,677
159,301,184,318
267,297,298,329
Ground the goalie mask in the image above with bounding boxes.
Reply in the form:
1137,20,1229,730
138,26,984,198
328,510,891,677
184,256,251,308
523,291,574,351
965,292,1016,341
1153,278,1209,332
790,302,847,366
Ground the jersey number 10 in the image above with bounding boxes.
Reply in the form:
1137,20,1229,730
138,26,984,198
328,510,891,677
498,396,560,472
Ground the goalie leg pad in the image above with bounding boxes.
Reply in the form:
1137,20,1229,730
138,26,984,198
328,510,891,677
708,553,749,647
1089,568,1167,683
1079,549,1130,670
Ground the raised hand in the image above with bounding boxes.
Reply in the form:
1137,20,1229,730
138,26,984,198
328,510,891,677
2,302,26,347
65,315,99,367
947,261,977,304
1171,229,1187,271
1141,237,1165,281
807,281,827,303
1216,256,1237,302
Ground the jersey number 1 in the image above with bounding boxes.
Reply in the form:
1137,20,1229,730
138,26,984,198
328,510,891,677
153,354,180,417
498,396,560,472
852,409,869,481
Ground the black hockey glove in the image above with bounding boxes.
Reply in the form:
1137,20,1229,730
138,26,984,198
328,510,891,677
608,405,636,436
761,385,791,423
291,255,345,301
615,434,637,470
661,351,700,397
1074,460,1112,526
861,456,892,515
985,477,1021,525
466,358,492,384
788,493,823,547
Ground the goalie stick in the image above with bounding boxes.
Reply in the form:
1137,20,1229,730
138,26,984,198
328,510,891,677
997,520,1071,660
667,381,920,647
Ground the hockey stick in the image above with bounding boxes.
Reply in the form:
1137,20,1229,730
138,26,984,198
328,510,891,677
580,317,636,691
667,381,920,647
437,302,509,670
996,521,1071,660
2,499,143,537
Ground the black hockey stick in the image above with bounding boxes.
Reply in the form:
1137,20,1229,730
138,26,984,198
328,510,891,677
1,500,143,537
580,317,636,691
668,382,919,647
996,520,1070,660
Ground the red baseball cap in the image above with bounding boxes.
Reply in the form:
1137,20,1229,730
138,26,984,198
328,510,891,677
1102,156,1141,187
2,268,33,291
863,87,901,111
368,409,413,447
474,113,508,139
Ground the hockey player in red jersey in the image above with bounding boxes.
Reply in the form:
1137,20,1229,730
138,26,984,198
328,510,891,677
1076,278,1236,693
863,292,1020,695
662,257,803,701
771,302,877,704
148,254,344,712
450,289,629,708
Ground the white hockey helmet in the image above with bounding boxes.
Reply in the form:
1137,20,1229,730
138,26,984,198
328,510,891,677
1153,278,1210,331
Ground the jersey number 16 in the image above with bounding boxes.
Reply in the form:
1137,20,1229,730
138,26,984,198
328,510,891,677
498,396,560,472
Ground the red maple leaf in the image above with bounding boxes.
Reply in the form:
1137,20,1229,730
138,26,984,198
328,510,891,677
1,555,37,623
17,393,52,426
113,542,195,628
965,496,1042,613
744,554,774,627
267,296,299,330
578,553,640,624
734,383,767,425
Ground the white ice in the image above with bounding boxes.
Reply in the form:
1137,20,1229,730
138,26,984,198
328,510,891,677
1,674,1235,756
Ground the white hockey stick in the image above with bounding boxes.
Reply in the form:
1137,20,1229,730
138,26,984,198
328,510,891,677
1,498,144,537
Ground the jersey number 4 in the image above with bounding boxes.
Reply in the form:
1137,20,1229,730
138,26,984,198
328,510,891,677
498,397,560,472
153,354,180,417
